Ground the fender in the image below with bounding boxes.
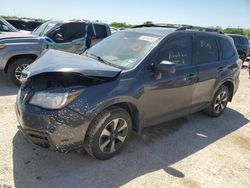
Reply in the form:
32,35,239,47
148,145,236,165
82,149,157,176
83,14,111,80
1,43,43,70
87,96,144,133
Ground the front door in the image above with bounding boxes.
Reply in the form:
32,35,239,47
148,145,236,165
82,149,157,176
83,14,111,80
141,35,198,127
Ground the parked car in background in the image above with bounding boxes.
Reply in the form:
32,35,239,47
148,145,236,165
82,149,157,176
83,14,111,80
6,18,42,32
0,17,18,32
110,27,118,34
228,34,250,61
16,25,241,160
245,37,250,62
0,20,111,85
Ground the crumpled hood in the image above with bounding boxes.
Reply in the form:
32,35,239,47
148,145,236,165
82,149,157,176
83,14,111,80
26,49,122,78
0,32,36,40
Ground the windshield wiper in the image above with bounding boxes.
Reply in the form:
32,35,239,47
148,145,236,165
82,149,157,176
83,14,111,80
89,53,107,64
84,51,124,69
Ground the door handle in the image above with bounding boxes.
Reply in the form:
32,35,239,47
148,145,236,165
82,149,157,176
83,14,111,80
186,73,197,80
217,66,225,72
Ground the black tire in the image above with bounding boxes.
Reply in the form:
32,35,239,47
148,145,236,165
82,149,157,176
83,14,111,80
204,85,230,117
7,58,34,86
84,107,132,160
239,52,246,62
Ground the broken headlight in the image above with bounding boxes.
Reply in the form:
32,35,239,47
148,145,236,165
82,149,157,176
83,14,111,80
29,87,84,109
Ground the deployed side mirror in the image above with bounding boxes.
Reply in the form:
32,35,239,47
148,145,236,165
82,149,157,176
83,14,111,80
157,60,176,74
154,60,176,80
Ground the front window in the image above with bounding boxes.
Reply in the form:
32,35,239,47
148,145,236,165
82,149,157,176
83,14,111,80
86,32,160,69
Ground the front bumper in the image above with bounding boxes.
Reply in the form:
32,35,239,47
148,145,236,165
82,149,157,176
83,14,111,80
15,101,91,152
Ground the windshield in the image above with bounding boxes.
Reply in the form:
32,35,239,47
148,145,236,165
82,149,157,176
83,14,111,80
0,17,18,32
32,21,59,36
86,31,160,69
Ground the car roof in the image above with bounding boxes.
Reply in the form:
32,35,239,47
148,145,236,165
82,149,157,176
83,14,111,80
6,18,41,22
227,34,248,38
126,27,176,37
125,27,227,40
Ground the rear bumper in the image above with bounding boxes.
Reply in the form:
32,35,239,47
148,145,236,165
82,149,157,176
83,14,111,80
15,102,91,152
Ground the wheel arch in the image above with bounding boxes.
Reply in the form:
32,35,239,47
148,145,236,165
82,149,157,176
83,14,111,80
222,81,234,101
4,54,38,73
88,98,143,134
214,80,234,102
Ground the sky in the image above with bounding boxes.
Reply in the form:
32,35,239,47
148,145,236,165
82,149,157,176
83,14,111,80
0,0,249,28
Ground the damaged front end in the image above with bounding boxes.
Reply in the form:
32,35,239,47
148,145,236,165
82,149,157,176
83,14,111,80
15,49,122,152
15,71,117,152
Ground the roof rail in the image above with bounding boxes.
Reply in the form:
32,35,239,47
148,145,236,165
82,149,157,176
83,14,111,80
176,26,224,34
132,23,191,29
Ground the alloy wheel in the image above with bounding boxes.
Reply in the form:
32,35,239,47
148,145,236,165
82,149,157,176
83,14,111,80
214,91,228,114
15,64,29,81
99,118,128,153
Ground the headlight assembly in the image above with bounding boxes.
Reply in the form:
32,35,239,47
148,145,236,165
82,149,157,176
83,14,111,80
29,87,84,109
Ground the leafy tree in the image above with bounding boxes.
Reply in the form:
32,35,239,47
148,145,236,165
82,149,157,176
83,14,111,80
1,15,47,23
243,29,250,37
143,21,153,25
110,22,132,28
223,28,244,35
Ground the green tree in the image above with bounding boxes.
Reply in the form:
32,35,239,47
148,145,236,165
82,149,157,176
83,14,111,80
110,22,132,28
143,21,153,25
223,28,244,35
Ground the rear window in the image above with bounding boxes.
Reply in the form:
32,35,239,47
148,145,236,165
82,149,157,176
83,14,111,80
231,36,249,45
7,20,41,31
219,37,235,59
194,36,219,64
88,24,107,38
241,37,249,45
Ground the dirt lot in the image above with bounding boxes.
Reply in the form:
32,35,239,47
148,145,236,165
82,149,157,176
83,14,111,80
0,70,249,188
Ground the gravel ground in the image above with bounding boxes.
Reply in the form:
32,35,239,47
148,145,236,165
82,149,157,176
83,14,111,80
0,70,249,188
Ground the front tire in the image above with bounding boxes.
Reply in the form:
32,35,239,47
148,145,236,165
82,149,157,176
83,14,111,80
7,58,34,86
205,86,230,117
84,107,132,160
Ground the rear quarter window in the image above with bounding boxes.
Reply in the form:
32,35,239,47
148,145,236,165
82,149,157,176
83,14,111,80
231,36,241,45
218,37,235,59
194,36,219,64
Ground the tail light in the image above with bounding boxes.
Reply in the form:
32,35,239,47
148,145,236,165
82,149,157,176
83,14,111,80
236,59,243,68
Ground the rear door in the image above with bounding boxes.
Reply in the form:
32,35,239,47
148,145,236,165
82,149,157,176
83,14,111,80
192,34,223,107
46,22,86,54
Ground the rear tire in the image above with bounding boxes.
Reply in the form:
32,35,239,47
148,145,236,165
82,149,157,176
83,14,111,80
84,107,132,160
7,58,34,86
204,85,230,117
239,52,246,62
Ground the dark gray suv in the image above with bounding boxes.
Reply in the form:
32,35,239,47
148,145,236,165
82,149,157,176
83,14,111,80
228,34,250,61
15,25,241,160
